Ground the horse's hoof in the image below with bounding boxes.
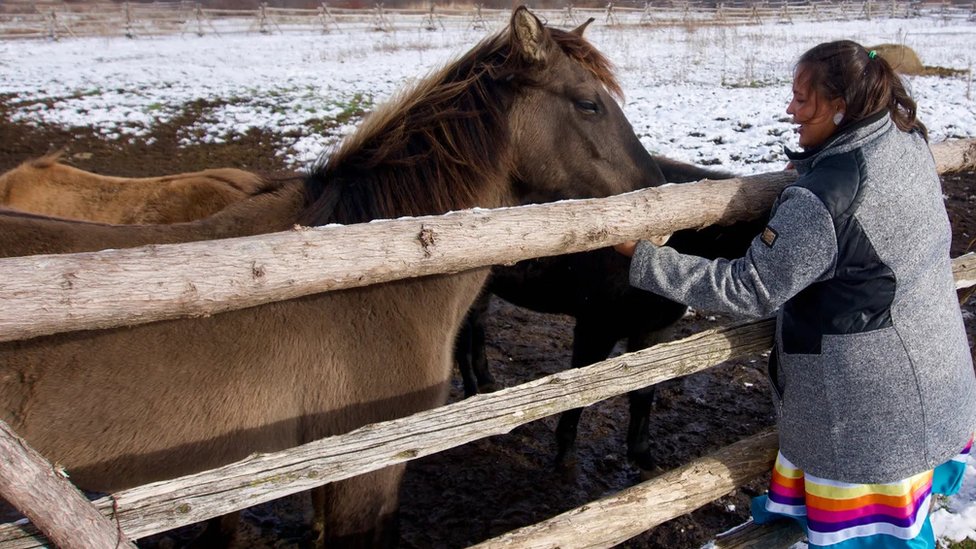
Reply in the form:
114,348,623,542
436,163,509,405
478,382,499,394
554,454,579,481
629,452,665,481
638,464,667,482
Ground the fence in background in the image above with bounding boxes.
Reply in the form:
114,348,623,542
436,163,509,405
0,0,974,40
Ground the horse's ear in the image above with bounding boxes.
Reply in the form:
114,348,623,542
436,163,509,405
511,6,550,63
570,17,594,37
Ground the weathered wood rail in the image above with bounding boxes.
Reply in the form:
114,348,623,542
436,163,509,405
0,138,973,547
1,139,972,344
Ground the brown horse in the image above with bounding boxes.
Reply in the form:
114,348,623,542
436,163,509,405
0,7,662,547
0,153,270,224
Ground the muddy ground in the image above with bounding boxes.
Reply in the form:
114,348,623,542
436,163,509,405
1,97,974,548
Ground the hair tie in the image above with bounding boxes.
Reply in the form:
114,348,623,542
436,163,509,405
868,50,878,59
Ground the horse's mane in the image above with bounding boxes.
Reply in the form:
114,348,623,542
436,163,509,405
300,26,621,227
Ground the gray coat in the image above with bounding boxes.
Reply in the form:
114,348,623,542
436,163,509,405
629,112,976,483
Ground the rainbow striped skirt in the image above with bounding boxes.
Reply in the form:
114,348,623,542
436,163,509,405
751,438,972,548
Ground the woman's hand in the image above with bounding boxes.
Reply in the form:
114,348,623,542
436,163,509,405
647,234,671,247
614,234,671,257
613,240,638,257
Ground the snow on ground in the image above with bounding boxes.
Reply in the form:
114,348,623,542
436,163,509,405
1,15,973,172
0,11,975,546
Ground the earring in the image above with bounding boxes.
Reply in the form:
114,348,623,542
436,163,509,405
833,112,844,125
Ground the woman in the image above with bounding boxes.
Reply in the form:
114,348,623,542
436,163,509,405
616,40,976,548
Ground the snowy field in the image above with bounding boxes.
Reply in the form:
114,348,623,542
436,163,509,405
1,14,974,175
1,10,975,547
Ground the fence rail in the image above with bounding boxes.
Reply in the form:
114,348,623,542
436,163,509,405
0,139,973,546
0,0,974,40
1,140,972,344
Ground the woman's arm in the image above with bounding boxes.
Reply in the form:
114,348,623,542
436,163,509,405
628,186,838,318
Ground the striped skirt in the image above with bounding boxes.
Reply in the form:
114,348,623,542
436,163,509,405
751,437,972,548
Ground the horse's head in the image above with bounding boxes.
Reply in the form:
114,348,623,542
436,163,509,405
503,7,664,204
302,6,664,226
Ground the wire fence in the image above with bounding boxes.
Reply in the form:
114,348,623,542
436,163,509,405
0,0,974,40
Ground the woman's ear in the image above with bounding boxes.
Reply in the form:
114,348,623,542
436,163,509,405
832,97,847,117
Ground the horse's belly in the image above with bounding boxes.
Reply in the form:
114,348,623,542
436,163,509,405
0,269,488,491
0,326,305,491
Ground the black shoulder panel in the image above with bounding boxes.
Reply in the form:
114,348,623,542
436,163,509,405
781,149,894,354
792,150,862,221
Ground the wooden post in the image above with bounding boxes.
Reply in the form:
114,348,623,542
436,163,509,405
318,3,339,33
0,420,137,548
195,2,204,36
604,2,618,26
469,3,488,30
749,5,762,25
372,3,391,32
124,2,134,38
638,1,653,26
47,9,57,41
781,3,792,23
258,2,269,34
421,2,443,31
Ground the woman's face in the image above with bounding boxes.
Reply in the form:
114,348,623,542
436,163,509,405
787,69,846,150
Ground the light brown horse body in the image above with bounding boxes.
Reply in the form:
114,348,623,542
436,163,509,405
0,154,267,224
0,8,662,546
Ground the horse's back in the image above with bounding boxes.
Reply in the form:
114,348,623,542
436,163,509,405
126,168,266,224
0,179,307,259
0,156,268,224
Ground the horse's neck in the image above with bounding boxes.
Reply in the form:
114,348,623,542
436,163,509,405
0,185,307,259
316,137,515,224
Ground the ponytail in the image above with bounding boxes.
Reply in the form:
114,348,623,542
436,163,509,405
797,40,928,141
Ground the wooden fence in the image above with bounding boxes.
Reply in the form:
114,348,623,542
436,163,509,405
0,0,974,40
0,139,974,547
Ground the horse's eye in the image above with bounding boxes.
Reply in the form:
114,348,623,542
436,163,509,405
575,99,599,114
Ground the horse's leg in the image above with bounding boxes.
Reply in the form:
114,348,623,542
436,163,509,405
455,291,495,397
186,511,240,549
623,314,685,478
468,295,496,394
311,465,404,549
455,313,480,398
554,318,619,473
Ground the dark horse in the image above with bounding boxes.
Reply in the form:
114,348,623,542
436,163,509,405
0,7,663,547
455,157,763,475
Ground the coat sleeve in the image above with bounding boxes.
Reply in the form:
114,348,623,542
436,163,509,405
628,186,838,319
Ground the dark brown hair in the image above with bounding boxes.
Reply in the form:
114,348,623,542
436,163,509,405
796,40,927,141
